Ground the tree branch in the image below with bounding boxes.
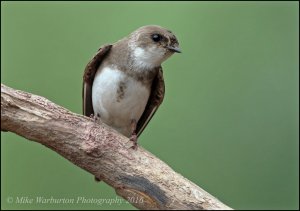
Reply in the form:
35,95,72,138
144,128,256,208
1,83,232,210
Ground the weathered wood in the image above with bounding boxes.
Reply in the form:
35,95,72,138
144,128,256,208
1,84,232,210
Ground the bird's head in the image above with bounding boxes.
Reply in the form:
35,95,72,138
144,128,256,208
129,25,181,69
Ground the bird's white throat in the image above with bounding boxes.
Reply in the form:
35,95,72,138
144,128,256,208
131,46,166,70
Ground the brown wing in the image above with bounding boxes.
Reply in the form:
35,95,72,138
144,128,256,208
82,44,112,117
136,67,165,137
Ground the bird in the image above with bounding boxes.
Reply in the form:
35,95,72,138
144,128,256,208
82,25,180,149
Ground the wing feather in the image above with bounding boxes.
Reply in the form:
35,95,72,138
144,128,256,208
82,44,112,117
136,67,165,137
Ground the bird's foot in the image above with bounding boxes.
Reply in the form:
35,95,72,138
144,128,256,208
90,113,101,123
130,133,138,150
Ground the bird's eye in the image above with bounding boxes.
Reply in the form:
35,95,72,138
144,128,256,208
151,34,162,42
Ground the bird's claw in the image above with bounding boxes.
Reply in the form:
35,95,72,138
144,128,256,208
90,113,101,123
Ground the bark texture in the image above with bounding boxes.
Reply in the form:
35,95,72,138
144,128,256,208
1,84,232,210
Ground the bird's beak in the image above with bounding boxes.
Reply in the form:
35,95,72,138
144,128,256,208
167,46,181,53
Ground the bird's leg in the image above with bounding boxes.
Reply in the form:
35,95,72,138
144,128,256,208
129,119,138,150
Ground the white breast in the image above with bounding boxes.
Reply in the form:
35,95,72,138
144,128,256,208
92,66,150,137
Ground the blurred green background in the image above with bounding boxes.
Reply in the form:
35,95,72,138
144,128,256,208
1,2,299,210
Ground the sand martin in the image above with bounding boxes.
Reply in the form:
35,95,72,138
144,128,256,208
83,25,180,148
